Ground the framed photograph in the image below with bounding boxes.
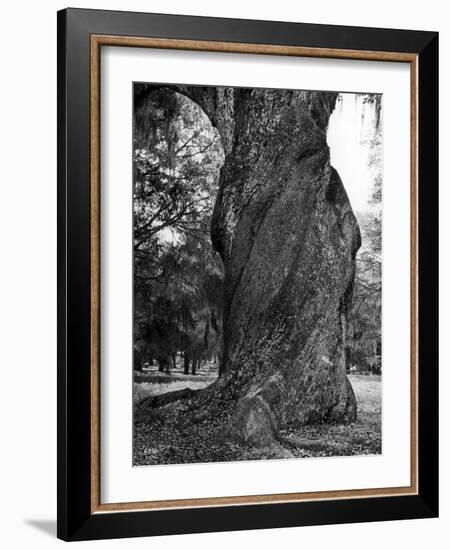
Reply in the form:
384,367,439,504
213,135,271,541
57,8,438,541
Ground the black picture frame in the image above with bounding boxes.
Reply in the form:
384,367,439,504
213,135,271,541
57,7,438,541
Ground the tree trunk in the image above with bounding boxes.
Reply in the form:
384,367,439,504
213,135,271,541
183,353,190,375
200,88,359,447
138,86,360,450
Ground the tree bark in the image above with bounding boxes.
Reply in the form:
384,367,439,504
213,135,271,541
203,88,359,446
137,86,361,450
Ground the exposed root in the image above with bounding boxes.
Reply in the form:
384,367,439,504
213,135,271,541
136,387,200,414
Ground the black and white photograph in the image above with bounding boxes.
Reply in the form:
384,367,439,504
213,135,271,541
0,0,443,546
132,83,382,466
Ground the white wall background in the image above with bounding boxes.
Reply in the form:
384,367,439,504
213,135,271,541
0,1,446,548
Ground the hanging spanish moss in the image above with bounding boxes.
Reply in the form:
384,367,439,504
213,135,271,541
362,93,382,130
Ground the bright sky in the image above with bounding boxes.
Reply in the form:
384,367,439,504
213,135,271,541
327,93,380,218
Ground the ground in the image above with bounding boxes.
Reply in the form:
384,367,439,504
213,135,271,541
133,368,381,466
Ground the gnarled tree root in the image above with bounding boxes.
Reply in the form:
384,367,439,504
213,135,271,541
135,387,202,418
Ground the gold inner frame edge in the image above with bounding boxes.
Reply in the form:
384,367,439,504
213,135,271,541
90,34,419,514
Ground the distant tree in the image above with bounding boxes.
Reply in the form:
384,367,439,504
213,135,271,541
347,97,382,374
133,86,225,374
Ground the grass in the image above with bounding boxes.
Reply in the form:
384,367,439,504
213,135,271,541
133,372,381,465
282,375,381,458
133,371,217,405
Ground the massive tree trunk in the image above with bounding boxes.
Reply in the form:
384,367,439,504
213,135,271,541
137,85,361,449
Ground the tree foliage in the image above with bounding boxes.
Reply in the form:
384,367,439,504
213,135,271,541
347,96,382,374
133,86,224,373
